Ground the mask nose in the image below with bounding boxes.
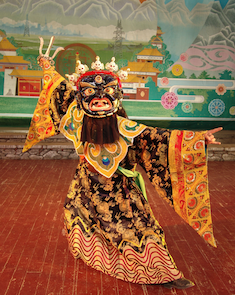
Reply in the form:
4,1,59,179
97,87,104,98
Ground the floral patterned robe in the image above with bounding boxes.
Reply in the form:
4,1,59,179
23,61,216,284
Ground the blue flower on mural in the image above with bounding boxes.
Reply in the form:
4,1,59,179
182,102,193,113
208,99,225,117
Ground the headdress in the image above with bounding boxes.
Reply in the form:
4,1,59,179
72,55,129,119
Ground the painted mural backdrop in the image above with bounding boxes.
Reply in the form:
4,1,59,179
0,0,234,129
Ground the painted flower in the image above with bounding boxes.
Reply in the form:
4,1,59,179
37,126,45,134
183,153,194,164
194,140,205,151
43,74,51,83
182,102,193,113
160,77,169,86
28,133,35,141
33,113,41,123
192,221,201,231
186,172,196,184
161,92,178,109
187,197,197,209
43,109,50,116
172,64,183,76
215,84,226,95
199,206,209,218
229,106,235,116
184,131,195,141
203,231,212,241
43,60,51,70
39,96,46,104
180,53,188,62
208,99,225,117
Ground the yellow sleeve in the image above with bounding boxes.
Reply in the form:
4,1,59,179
169,130,216,247
23,58,69,152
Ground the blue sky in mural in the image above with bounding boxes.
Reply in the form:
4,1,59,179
164,0,229,10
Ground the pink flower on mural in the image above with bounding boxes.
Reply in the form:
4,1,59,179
161,92,178,109
160,77,169,86
180,53,188,62
215,84,226,95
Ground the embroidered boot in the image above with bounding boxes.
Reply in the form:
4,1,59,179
163,278,195,289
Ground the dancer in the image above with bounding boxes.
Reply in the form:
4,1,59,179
23,37,222,289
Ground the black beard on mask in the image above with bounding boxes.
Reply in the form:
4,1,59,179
81,114,120,144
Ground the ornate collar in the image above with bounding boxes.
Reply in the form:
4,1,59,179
59,100,146,178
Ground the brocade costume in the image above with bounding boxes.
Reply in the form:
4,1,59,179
23,51,216,285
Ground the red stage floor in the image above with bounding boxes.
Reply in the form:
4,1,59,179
0,160,235,295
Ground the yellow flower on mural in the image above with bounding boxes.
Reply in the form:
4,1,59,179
229,106,235,115
172,64,183,76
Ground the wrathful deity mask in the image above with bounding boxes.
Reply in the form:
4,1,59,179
76,70,123,118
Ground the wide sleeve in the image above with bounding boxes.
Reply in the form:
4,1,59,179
133,127,216,247
23,58,76,152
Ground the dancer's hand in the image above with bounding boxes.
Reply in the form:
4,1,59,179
204,127,223,145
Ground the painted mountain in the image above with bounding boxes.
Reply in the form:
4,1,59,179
0,0,214,43
193,0,235,47
0,0,234,62
173,0,235,78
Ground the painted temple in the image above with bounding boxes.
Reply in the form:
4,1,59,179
151,26,164,49
0,26,165,100
120,27,164,100
0,32,43,96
